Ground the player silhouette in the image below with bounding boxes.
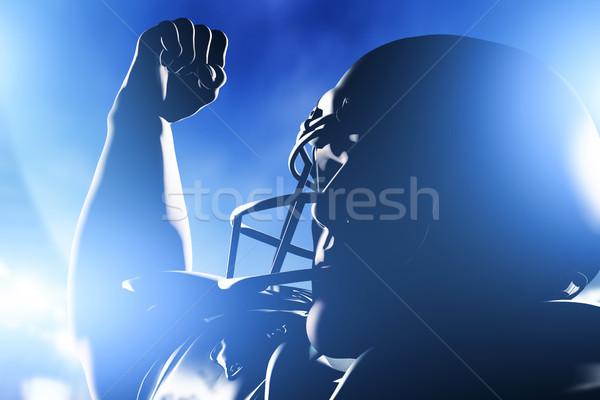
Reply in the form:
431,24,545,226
70,18,600,399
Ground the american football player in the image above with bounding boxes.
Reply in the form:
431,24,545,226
69,17,600,399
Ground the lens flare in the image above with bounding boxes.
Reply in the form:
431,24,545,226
570,121,600,230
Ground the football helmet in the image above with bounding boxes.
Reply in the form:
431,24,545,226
219,34,600,305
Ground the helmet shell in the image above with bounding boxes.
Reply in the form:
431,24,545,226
314,35,600,304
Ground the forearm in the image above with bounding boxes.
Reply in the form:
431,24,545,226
70,91,191,325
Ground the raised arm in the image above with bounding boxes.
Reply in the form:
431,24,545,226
68,19,227,399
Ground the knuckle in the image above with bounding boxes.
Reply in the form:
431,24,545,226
173,17,193,25
213,66,227,87
195,24,210,33
212,29,227,41
197,65,226,90
156,20,175,35
173,55,194,70
141,21,175,47
195,24,211,41
173,17,194,32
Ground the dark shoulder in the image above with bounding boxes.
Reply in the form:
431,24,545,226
533,301,600,398
329,301,600,399
478,300,600,398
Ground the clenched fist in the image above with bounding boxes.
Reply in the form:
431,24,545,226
119,18,228,123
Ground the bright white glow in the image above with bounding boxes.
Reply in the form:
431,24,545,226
575,287,600,305
21,377,72,400
0,261,66,328
0,259,9,278
152,338,238,400
0,273,51,322
121,279,135,292
51,328,79,360
160,121,192,271
570,121,600,230
0,259,79,361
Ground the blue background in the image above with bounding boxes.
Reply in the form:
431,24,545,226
3,1,600,398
